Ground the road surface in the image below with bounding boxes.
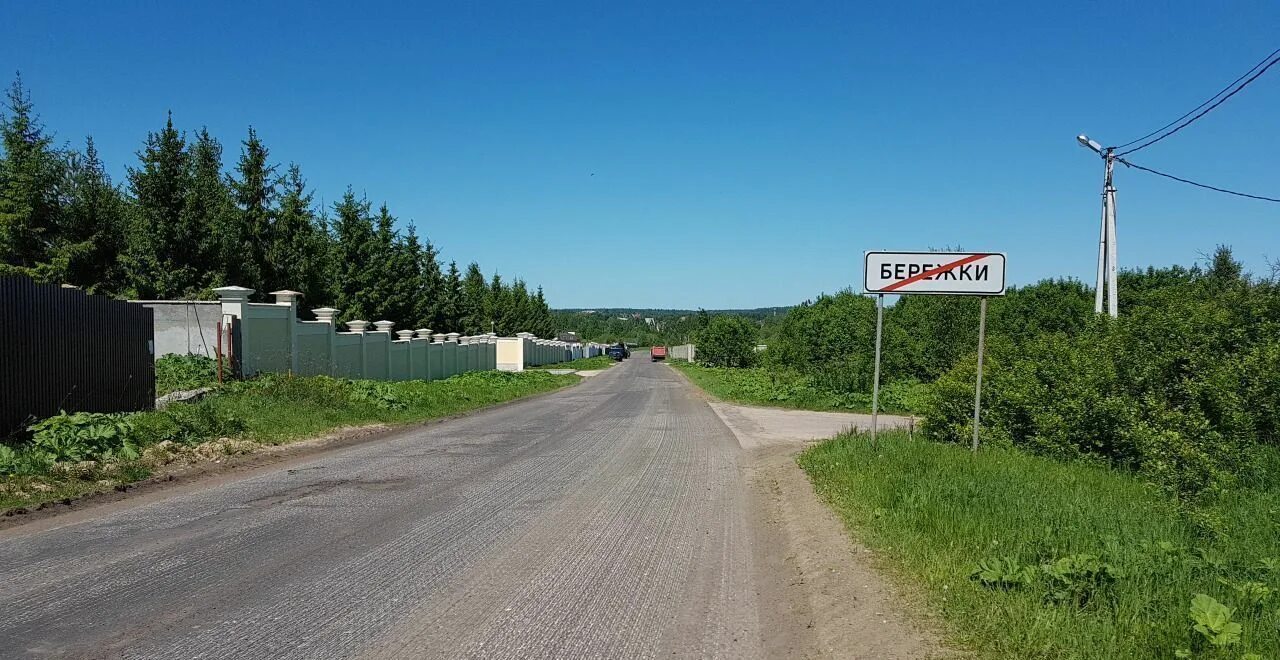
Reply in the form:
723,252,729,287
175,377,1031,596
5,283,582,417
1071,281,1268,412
0,358,769,659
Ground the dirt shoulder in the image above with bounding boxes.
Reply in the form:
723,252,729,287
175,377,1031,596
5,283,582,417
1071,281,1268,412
744,444,952,659
708,396,952,659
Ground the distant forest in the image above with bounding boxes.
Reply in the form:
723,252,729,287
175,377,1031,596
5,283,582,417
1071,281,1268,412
552,307,789,345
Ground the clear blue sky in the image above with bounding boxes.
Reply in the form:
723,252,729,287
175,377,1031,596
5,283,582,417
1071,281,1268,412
4,1,1277,309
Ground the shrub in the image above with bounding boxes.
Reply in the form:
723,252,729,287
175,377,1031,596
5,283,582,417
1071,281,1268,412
696,315,758,368
155,354,221,395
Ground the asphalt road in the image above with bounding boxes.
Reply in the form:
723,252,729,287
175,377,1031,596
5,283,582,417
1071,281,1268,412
0,357,765,659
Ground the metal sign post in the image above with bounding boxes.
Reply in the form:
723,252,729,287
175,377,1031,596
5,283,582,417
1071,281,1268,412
870,293,884,444
972,297,988,452
863,251,1007,450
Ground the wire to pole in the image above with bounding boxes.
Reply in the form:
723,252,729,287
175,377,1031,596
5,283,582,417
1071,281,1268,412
1112,48,1280,151
1116,51,1280,157
1117,157,1280,203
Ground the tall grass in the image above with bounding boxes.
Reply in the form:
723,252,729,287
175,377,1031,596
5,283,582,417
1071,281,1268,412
799,432,1280,659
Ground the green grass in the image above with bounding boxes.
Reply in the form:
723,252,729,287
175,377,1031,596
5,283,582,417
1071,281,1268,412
0,371,577,512
799,431,1280,659
668,360,927,414
530,355,616,371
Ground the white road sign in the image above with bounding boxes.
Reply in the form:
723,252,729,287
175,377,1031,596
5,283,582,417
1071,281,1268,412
864,251,1006,296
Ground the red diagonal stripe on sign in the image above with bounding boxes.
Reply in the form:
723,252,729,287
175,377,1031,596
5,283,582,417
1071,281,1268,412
880,253,990,293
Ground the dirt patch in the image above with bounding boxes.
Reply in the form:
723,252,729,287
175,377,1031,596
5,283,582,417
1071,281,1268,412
745,444,954,659
712,402,915,450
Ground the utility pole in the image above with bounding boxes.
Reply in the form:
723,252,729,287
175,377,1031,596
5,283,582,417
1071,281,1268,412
1078,135,1119,318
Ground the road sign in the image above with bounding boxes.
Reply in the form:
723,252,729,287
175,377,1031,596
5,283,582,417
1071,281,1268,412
864,251,1006,296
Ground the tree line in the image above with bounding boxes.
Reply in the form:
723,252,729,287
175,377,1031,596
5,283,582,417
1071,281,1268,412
0,77,555,336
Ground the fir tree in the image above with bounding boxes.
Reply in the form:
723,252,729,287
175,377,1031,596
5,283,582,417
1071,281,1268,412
55,137,127,293
331,188,376,321
186,128,239,293
414,236,444,330
441,260,462,332
461,262,489,333
270,164,330,305
125,113,193,297
230,126,275,292
0,76,64,279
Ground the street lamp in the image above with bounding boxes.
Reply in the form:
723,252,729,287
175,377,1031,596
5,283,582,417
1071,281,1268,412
1078,134,1118,318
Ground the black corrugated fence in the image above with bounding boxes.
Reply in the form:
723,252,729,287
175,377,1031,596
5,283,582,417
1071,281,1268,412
1,276,154,437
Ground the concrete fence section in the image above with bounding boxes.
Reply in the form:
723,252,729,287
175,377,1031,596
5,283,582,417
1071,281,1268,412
212,287,605,381
670,344,697,361
134,300,221,358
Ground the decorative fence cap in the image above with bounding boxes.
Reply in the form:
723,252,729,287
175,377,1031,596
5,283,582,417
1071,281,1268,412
312,307,340,323
432,333,447,342
269,290,303,305
396,330,415,340
212,285,255,301
347,320,370,333
373,320,395,333
415,328,432,339
445,332,461,342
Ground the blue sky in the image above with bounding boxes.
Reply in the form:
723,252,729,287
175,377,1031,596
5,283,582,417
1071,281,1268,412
4,1,1278,308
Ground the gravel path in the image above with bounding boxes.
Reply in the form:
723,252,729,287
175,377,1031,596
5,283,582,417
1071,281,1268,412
0,359,764,659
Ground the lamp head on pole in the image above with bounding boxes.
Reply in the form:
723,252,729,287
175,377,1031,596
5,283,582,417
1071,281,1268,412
1076,134,1104,154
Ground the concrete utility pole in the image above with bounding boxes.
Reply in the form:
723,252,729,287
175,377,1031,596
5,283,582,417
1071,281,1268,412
1077,135,1119,318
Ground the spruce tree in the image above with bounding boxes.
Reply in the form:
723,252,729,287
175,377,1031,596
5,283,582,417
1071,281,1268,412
125,114,193,297
270,164,331,305
366,204,418,324
461,262,489,333
331,188,376,321
532,285,555,337
0,76,64,280
230,127,275,292
487,273,506,334
441,260,462,332
55,137,128,293
414,236,444,330
186,128,239,294
508,278,532,334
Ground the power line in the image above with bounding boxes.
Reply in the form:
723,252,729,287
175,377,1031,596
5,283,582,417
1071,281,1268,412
1117,157,1280,203
1116,51,1280,157
1112,48,1280,150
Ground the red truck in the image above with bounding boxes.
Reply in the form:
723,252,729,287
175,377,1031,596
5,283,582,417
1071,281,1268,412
651,346,668,362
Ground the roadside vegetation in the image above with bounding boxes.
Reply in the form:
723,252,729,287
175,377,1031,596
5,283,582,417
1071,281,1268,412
530,355,615,371
669,360,926,414
155,353,223,395
801,431,1280,659
671,249,1279,658
0,369,576,512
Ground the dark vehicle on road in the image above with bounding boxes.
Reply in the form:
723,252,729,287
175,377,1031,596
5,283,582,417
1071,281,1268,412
606,343,630,361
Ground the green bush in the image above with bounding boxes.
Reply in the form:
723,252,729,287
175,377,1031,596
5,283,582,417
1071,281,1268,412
917,250,1278,498
695,315,758,368
155,354,221,395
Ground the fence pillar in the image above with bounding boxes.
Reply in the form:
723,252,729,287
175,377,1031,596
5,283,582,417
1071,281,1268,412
313,307,339,376
347,320,369,378
213,286,254,376
271,290,302,374
397,329,415,379
373,321,394,381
